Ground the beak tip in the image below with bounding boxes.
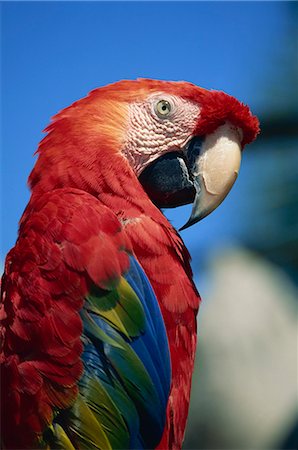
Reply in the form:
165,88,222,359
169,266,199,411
179,214,203,232
178,223,189,232
179,204,212,231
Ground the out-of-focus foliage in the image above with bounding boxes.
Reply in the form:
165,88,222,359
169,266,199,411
241,1,298,283
240,137,298,282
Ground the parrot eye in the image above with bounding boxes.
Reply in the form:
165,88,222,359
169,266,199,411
155,100,172,118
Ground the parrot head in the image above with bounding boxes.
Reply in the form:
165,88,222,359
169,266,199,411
32,79,259,229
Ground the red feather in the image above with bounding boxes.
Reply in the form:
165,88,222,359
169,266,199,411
1,189,131,448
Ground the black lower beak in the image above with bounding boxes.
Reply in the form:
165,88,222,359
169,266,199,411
139,137,204,217
139,151,196,208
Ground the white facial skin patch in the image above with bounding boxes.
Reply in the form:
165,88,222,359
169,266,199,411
122,93,201,176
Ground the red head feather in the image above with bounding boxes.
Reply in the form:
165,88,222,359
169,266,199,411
29,79,259,199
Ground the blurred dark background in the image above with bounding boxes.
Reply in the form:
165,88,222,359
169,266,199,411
178,4,298,448
2,2,297,449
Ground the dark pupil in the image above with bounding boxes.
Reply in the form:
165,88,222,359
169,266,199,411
162,103,167,111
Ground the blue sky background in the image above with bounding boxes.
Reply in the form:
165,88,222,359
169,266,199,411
1,1,294,274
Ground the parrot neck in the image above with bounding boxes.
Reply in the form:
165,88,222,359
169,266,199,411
28,138,174,232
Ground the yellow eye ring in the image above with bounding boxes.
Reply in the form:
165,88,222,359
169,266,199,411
155,100,172,118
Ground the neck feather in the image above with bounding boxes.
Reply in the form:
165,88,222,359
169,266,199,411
28,124,171,228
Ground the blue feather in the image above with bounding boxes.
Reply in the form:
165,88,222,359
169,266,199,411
78,255,171,449
125,257,171,398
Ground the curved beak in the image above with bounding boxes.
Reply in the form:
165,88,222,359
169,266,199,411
139,122,242,230
180,122,242,230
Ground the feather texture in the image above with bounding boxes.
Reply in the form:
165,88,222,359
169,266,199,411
1,189,170,449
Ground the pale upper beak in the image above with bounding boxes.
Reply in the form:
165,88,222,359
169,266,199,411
180,122,242,230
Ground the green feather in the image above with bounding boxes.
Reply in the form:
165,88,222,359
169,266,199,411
68,395,112,450
81,309,124,349
46,424,76,450
79,376,130,449
85,277,146,339
107,336,160,410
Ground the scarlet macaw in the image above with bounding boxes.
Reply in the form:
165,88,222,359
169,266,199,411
0,79,259,450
